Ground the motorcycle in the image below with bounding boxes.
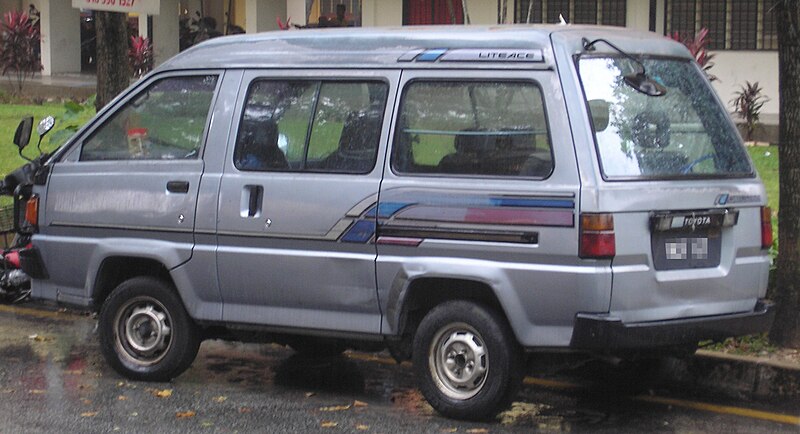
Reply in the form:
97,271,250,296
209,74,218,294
0,116,55,302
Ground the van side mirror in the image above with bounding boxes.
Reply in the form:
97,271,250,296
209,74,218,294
13,116,33,150
588,99,610,132
37,116,55,138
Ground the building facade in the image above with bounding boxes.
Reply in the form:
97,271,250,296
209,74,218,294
0,0,780,116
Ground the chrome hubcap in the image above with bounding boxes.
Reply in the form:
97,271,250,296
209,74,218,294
429,323,488,400
114,297,173,366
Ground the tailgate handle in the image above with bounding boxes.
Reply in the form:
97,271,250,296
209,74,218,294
167,180,190,194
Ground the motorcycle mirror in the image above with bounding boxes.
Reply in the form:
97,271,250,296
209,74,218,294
13,116,33,150
37,116,55,138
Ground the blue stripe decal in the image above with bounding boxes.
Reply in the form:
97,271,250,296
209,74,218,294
341,220,376,243
365,202,413,218
416,49,448,62
489,198,575,209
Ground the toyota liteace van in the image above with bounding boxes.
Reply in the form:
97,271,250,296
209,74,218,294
19,25,774,420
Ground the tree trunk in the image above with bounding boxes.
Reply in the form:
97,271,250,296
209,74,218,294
94,11,130,111
770,1,800,347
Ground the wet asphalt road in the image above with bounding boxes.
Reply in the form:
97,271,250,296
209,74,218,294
0,302,798,433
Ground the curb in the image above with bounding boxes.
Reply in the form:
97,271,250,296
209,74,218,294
663,349,800,398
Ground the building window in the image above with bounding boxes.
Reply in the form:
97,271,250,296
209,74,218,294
666,0,777,50
761,1,778,50
515,0,626,26
730,1,758,50
666,0,696,38
404,0,465,25
601,0,626,26
700,0,726,50
572,0,597,24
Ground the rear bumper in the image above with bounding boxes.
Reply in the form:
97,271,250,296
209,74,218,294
570,300,775,350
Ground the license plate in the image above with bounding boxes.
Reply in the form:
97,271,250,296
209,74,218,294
652,229,721,270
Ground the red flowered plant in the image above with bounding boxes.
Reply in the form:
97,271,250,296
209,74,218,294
669,27,717,82
0,11,42,94
129,35,153,79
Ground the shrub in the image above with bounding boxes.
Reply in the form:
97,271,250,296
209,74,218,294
731,81,769,141
129,35,153,79
0,11,41,95
669,27,716,82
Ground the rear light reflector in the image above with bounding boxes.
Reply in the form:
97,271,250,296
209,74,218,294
761,206,773,249
25,195,38,228
580,213,615,259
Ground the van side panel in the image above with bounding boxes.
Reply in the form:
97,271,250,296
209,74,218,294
378,69,608,347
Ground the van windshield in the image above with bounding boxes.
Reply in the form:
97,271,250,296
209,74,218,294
579,56,752,180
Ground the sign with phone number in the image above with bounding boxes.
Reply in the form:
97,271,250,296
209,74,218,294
72,0,160,15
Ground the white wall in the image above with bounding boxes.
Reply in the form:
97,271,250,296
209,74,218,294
710,51,779,116
153,0,180,65
362,0,401,27
245,0,286,32
467,0,498,25
626,0,650,32
38,0,81,75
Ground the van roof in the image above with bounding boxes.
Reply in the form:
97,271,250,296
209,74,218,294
158,25,692,71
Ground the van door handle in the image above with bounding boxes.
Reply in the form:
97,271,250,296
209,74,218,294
167,180,190,193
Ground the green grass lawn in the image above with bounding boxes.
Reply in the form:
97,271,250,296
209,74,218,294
0,103,95,176
748,145,779,244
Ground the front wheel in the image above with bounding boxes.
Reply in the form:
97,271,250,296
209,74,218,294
412,300,523,420
98,276,201,382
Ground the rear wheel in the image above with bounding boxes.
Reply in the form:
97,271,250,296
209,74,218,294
99,276,200,381
412,300,522,420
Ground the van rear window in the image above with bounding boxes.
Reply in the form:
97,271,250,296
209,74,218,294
392,81,553,178
579,57,753,180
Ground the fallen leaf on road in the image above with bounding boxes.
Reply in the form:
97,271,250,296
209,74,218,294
81,399,92,405
28,334,51,342
442,429,458,433
116,382,125,387
176,411,196,419
117,395,127,401
212,395,227,403
130,412,139,417
320,404,351,412
238,407,252,414
466,429,488,434
64,370,83,375
321,421,338,428
201,421,214,427
1,389,14,394
305,392,316,398
28,389,45,394
80,412,98,418
356,424,370,431
353,400,368,408
154,389,173,398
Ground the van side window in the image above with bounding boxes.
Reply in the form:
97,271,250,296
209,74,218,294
234,80,388,174
81,75,218,161
392,81,553,178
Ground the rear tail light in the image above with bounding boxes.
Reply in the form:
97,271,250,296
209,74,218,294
761,206,773,249
25,195,39,228
580,213,615,259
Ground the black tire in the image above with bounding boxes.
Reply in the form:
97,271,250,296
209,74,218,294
412,300,523,421
288,336,347,358
98,276,201,382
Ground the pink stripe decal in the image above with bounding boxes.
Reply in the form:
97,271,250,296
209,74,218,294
395,206,573,227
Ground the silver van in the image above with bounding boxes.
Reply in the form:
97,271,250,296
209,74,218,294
20,25,774,420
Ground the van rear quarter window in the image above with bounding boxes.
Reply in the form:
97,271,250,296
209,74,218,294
391,80,553,178
80,75,218,161
579,57,752,180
